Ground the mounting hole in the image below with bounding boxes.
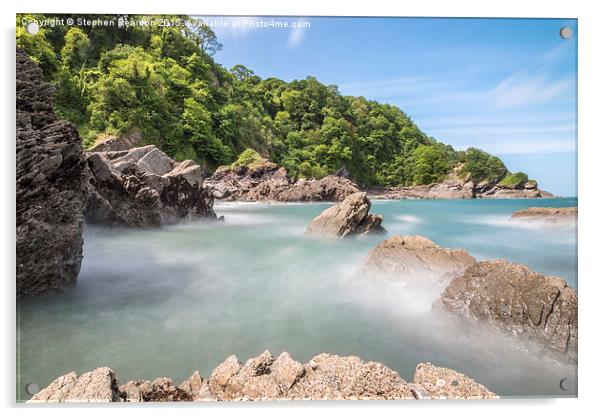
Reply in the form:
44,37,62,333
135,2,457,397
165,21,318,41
559,378,570,391
560,26,573,39
25,382,40,395
25,22,40,35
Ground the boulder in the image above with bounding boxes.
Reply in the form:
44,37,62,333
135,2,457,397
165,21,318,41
16,48,89,297
410,363,497,399
305,192,385,238
360,235,476,285
28,367,120,403
437,260,577,361
85,146,217,227
29,352,497,402
510,207,577,224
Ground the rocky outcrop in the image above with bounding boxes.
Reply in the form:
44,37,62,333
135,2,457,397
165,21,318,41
204,162,359,202
87,133,142,153
16,48,89,297
28,367,120,403
29,352,496,402
85,145,217,227
305,192,385,238
368,169,553,200
360,235,476,285
511,207,577,224
437,260,577,362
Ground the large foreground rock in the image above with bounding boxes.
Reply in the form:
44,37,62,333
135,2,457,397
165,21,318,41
511,207,577,225
437,260,577,361
16,48,89,297
29,352,496,402
360,235,476,285
305,192,385,238
28,367,120,403
205,162,359,202
86,145,217,227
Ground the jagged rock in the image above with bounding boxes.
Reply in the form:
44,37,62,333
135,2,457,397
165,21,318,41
511,207,577,225
360,235,476,285
30,352,497,402
305,192,385,238
28,367,120,403
410,363,497,399
87,132,142,152
437,260,577,361
85,145,216,227
16,48,89,297
204,162,359,202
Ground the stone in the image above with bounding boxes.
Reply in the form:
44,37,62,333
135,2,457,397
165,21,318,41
28,367,120,403
360,235,476,285
437,260,577,361
16,48,89,297
305,192,385,238
510,207,577,225
410,362,497,399
30,352,498,402
85,145,217,227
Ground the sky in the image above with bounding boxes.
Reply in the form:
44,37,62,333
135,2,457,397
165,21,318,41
196,16,577,196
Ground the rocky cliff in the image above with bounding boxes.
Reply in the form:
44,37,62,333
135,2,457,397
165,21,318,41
16,48,89,297
28,351,496,402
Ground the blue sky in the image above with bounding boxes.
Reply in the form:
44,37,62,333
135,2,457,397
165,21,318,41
196,17,577,196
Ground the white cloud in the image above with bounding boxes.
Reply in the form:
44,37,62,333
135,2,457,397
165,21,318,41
287,20,308,48
491,71,573,109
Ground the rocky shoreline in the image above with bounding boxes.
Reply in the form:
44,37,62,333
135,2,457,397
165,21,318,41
28,351,497,402
510,207,577,225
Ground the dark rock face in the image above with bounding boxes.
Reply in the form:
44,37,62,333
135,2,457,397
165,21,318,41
16,48,89,297
204,162,360,202
437,260,577,362
85,146,217,227
29,351,497,402
305,192,385,238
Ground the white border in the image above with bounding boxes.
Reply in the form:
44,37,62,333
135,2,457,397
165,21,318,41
3,1,601,415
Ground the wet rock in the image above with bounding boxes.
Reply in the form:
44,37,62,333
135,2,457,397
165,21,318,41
510,207,577,225
437,260,577,361
410,362,497,399
85,145,217,227
305,192,385,238
361,235,476,285
16,48,89,297
28,367,120,403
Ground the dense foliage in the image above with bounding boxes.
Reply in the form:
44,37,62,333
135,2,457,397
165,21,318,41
17,14,527,187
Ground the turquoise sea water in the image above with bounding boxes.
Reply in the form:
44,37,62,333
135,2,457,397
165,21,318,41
17,198,578,400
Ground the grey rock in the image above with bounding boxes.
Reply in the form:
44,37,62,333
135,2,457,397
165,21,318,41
437,260,578,362
305,192,385,238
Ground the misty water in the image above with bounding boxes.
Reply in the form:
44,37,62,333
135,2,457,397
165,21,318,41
17,198,577,400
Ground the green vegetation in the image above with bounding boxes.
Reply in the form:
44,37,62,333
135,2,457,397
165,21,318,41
231,148,266,168
17,14,525,187
498,171,529,188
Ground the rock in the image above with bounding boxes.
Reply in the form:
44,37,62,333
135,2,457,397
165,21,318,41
204,161,360,202
437,260,577,361
16,48,89,297
87,132,142,152
85,145,216,227
305,192,385,238
410,363,497,399
28,367,120,403
510,207,577,225
360,235,476,286
30,352,497,401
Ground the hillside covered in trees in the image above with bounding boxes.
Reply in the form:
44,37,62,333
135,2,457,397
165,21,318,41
17,14,530,188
